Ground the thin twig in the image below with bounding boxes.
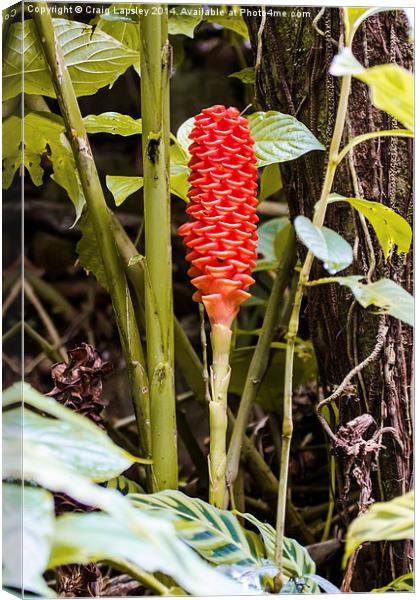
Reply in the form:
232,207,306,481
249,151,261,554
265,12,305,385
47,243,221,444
316,322,389,440
23,279,67,361
2,277,22,318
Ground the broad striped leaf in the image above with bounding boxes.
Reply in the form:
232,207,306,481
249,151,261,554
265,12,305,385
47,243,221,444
237,511,316,584
344,491,414,565
103,476,145,495
129,490,263,566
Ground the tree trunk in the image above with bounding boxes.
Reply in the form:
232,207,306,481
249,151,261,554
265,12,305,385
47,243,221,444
245,7,413,590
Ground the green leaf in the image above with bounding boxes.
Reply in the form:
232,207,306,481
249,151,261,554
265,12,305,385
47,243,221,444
176,116,195,152
3,112,85,222
294,216,353,274
255,217,291,271
247,111,325,168
206,10,249,38
106,175,144,207
329,194,412,259
106,167,189,206
371,572,414,593
84,112,142,136
330,50,413,131
332,276,414,327
258,163,282,202
229,341,317,414
229,67,255,84
329,48,365,77
3,382,150,477
4,407,139,482
168,5,202,37
49,511,247,596
129,489,263,566
357,63,414,130
3,19,138,101
344,491,414,565
77,212,109,289
3,484,55,597
95,4,140,51
103,475,145,495
236,511,317,587
170,165,190,202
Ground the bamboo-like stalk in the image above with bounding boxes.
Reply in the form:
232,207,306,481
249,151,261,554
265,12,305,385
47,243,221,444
139,8,178,490
208,324,232,507
226,225,296,490
33,4,152,464
112,213,314,542
274,68,352,578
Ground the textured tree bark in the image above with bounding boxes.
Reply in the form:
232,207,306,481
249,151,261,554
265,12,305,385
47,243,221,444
245,7,413,590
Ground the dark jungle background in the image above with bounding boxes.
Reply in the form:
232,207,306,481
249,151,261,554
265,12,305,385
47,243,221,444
2,3,413,595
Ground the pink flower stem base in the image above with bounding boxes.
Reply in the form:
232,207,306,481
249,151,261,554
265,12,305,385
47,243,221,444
208,323,232,508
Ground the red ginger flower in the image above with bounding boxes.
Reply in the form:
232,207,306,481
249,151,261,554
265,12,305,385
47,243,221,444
178,105,259,329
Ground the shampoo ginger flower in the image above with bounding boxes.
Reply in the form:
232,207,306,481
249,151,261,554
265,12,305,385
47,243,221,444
178,105,259,508
178,105,259,329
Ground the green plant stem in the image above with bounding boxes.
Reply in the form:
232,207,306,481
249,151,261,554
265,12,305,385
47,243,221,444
33,4,152,465
274,72,352,574
226,225,296,490
139,7,178,490
209,324,232,508
111,214,314,542
25,270,77,321
23,322,63,363
106,560,170,595
336,129,413,166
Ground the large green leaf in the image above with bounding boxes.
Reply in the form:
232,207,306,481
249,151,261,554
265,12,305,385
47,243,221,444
95,4,140,53
258,163,282,202
77,212,109,290
236,511,317,591
4,408,140,482
229,66,255,84
3,382,149,481
255,217,291,272
84,112,142,136
247,111,325,168
331,276,414,327
106,166,189,205
3,484,55,597
371,572,414,593
3,18,138,101
344,491,414,565
176,116,195,153
329,194,412,259
294,215,353,274
3,112,85,221
129,489,263,566
357,64,414,131
206,8,249,38
168,5,202,37
170,165,190,202
106,175,144,207
48,511,248,596
330,50,413,131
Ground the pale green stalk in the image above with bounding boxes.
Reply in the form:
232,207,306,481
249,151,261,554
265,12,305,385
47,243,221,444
274,69,353,575
33,4,152,464
139,7,178,490
208,324,232,507
226,225,296,490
